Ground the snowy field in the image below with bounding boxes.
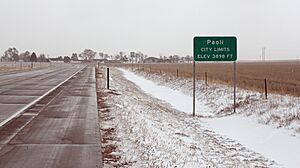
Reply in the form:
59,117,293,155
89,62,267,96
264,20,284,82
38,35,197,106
97,67,300,168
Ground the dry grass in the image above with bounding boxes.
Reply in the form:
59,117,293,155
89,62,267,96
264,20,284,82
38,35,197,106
96,68,121,166
0,62,50,73
114,61,300,97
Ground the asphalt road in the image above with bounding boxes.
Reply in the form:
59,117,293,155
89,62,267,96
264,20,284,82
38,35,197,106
0,64,102,168
0,63,84,126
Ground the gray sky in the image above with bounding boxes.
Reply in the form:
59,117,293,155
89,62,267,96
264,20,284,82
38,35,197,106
0,0,300,60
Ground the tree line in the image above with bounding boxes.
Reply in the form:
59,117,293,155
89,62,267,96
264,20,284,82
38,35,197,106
77,49,194,63
0,48,47,62
1,47,194,63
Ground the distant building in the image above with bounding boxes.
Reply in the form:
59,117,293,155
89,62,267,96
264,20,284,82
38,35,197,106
143,57,163,63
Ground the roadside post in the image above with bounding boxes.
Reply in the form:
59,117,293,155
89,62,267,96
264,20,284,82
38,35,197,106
193,61,196,116
233,61,236,113
193,36,237,116
264,78,268,99
205,72,208,86
107,67,109,89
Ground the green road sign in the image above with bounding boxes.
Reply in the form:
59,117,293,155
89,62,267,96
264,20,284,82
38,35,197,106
194,36,237,61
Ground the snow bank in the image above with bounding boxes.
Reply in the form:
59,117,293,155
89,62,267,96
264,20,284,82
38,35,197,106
121,69,213,116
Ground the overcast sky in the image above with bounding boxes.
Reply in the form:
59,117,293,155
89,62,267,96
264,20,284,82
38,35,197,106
0,0,299,60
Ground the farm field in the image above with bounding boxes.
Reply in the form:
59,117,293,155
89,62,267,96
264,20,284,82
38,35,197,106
0,62,50,73
117,61,300,97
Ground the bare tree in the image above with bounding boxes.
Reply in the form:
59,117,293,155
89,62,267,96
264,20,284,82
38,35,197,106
140,54,145,63
64,56,71,63
57,56,63,61
99,52,104,59
71,53,78,61
20,51,31,62
130,52,135,63
173,55,180,63
114,54,121,60
169,55,173,63
38,54,47,62
163,56,167,62
79,49,97,61
104,54,110,59
185,55,193,63
2,48,19,61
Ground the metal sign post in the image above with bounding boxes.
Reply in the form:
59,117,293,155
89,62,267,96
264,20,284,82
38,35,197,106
193,61,196,116
233,61,236,113
193,36,237,116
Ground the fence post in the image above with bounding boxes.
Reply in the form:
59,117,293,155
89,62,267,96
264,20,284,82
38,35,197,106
107,67,109,90
264,78,268,99
205,72,208,86
160,69,161,74
150,65,151,72
177,69,179,78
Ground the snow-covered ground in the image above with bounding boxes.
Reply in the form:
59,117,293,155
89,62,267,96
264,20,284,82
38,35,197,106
134,69,300,133
205,116,300,168
97,67,291,167
116,68,300,168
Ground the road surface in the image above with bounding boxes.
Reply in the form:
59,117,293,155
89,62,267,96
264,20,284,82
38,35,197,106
0,63,84,126
0,64,102,168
